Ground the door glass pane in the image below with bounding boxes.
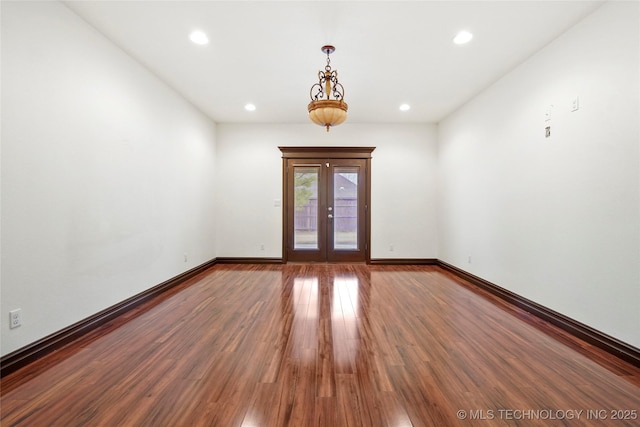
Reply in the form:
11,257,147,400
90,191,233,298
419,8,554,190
333,167,358,250
294,167,319,250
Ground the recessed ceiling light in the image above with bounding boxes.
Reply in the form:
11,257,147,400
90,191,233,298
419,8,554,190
453,30,473,45
189,30,209,45
244,103,256,111
399,104,411,111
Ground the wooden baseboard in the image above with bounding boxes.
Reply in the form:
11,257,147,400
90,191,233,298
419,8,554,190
437,260,640,368
369,258,438,265
0,258,218,378
216,257,284,264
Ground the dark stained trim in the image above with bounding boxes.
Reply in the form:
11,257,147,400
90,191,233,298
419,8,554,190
1,258,218,378
216,257,284,264
438,260,640,368
278,146,375,159
369,258,438,265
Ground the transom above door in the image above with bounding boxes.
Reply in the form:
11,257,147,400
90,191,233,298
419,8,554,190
280,147,374,263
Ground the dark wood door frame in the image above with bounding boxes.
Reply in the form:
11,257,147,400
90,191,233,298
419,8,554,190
279,147,375,263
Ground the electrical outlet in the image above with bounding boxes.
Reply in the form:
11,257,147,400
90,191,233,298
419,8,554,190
468,255,472,264
260,244,265,251
10,309,22,329
183,253,188,262
389,244,394,252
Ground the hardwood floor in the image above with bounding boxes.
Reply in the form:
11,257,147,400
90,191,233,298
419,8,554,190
2,264,639,426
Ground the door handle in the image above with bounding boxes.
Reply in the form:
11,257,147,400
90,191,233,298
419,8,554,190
328,214,333,219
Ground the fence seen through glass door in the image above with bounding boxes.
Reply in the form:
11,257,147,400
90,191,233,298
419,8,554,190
332,167,359,250
293,167,320,250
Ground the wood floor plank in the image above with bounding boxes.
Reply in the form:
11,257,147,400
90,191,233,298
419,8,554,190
2,264,639,426
335,374,363,427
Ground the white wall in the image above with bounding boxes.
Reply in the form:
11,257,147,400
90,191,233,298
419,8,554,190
438,1,639,347
215,123,438,260
1,1,217,356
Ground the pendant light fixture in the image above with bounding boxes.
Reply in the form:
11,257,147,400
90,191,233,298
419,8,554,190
308,45,348,132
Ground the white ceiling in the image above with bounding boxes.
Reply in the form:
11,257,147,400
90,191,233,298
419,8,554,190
64,0,605,125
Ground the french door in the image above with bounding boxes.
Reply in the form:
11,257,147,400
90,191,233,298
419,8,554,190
280,147,374,263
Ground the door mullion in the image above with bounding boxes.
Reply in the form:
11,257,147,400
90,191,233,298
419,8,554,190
326,161,334,259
